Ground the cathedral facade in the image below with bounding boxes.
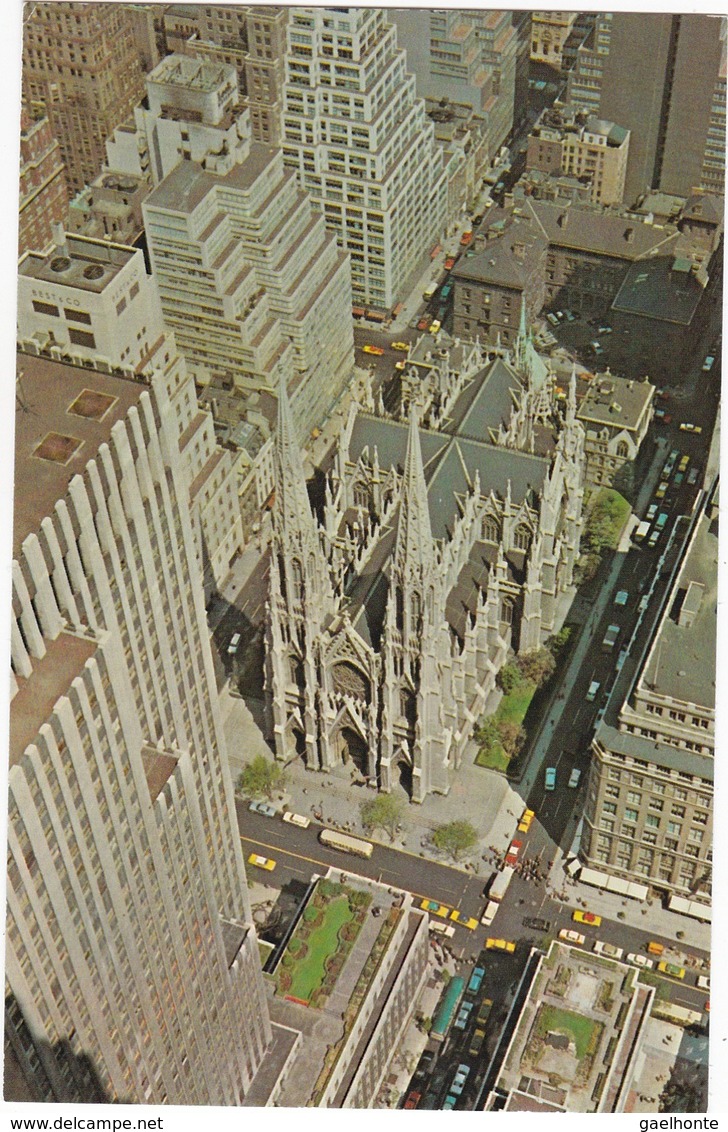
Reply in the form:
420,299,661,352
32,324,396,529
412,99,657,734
265,320,586,802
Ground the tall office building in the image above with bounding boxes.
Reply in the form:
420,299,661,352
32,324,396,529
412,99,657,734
281,7,447,310
18,108,68,257
17,232,245,596
393,9,523,163
6,348,271,1102
568,13,726,201
582,495,715,907
143,144,354,435
166,5,289,147
22,3,146,196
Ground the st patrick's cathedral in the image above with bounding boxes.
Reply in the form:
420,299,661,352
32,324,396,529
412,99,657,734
265,315,586,802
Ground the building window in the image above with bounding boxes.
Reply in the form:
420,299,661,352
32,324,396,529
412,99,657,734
65,308,92,324
500,599,514,625
32,300,59,316
667,821,682,837
645,813,660,828
68,327,96,348
624,808,638,823
513,524,531,552
602,802,617,815
627,791,641,805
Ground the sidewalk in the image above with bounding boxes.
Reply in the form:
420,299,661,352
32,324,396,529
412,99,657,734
547,850,711,955
222,693,525,875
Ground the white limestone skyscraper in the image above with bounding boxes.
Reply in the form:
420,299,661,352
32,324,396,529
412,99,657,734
5,348,270,1102
281,7,448,311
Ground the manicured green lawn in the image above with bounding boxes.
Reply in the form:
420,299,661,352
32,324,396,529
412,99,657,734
535,1004,599,1061
475,680,536,771
475,743,510,771
287,897,353,1001
498,680,536,727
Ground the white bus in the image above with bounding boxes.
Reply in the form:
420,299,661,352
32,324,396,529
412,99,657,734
488,866,515,903
319,828,374,859
634,519,651,543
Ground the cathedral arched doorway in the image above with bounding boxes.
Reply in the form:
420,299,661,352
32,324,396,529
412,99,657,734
287,726,308,769
336,727,369,778
397,759,413,799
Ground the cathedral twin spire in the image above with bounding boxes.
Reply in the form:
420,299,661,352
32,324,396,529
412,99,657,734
273,373,317,547
393,404,435,579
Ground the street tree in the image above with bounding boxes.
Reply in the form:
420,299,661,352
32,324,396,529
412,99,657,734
432,820,478,861
237,754,286,800
360,794,406,842
516,647,556,687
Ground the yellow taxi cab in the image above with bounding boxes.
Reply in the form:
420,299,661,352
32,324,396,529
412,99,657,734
391,341,410,351
486,938,516,953
248,853,276,871
657,961,686,980
572,910,601,927
429,319,442,334
395,360,407,370
362,344,385,356
420,898,451,918
518,808,535,834
450,910,479,930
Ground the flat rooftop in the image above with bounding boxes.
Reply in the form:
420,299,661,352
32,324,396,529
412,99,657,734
577,373,652,431
612,256,704,326
144,144,278,215
148,54,235,93
493,941,652,1113
14,351,147,556
19,234,137,295
10,631,97,769
639,507,717,709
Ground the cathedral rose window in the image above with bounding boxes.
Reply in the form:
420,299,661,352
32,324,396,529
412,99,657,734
332,661,370,703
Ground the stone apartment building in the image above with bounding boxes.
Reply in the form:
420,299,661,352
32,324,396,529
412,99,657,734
526,106,630,207
18,108,68,257
576,373,654,489
582,493,716,906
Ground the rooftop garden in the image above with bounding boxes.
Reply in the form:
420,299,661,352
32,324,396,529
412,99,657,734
275,878,371,1007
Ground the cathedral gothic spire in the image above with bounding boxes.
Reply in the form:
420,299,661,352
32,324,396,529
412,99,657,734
393,404,435,579
273,373,317,545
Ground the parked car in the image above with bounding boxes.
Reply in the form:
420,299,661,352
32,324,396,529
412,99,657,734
594,940,624,960
247,853,276,871
420,899,451,918
586,680,601,702
506,838,523,866
559,928,586,945
646,504,658,521
544,767,557,791
568,768,581,789
227,632,241,655
688,467,699,485
614,590,629,606
702,355,715,371
679,422,702,433
450,1065,471,1095
444,256,456,271
697,975,710,991
654,408,672,424
468,1028,486,1057
429,319,442,334
573,910,601,926
417,317,430,331
468,967,485,994
282,811,310,828
454,1002,474,1030
627,952,654,969
391,341,409,351
658,961,686,980
403,1091,421,1110
249,801,278,817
